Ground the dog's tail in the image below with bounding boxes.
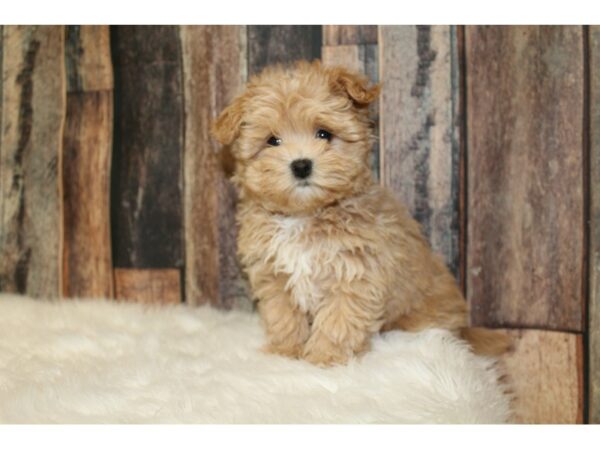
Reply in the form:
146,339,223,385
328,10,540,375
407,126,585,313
458,327,512,356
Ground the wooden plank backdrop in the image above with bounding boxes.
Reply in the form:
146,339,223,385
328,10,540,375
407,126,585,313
0,26,65,298
62,25,114,298
110,26,184,270
466,26,585,332
379,25,461,276
181,25,250,309
0,25,594,423
590,25,600,424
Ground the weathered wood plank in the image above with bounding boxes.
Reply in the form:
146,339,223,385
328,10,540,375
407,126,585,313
466,26,585,331
110,25,184,268
65,25,112,92
0,26,65,297
181,26,251,310
499,329,583,424
322,42,379,180
248,25,321,75
62,26,114,299
114,268,181,304
589,25,600,424
323,25,377,46
63,92,113,299
379,25,461,277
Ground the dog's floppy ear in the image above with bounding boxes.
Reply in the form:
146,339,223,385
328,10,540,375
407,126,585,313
328,67,380,108
212,95,245,146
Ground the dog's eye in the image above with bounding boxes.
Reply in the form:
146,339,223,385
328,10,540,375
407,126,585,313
267,136,282,146
316,129,332,141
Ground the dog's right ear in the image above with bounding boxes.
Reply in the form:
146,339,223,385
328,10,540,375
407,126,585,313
211,96,245,146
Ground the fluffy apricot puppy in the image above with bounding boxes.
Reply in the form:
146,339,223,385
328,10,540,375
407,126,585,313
212,60,508,366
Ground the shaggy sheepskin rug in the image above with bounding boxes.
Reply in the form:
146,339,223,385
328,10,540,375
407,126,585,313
0,294,511,423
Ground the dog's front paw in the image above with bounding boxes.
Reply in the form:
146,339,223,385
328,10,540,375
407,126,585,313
302,332,351,367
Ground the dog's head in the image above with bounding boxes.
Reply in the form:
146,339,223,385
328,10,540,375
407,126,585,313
212,60,379,215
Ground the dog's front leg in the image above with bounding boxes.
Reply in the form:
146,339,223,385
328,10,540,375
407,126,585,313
256,277,310,359
302,286,384,367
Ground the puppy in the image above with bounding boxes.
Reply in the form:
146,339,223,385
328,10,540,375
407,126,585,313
212,60,509,366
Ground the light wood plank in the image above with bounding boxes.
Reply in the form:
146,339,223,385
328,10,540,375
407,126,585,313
589,25,600,424
379,25,461,277
181,25,251,309
114,268,180,304
62,26,114,299
466,26,585,331
62,92,113,299
65,25,112,92
0,26,66,297
499,329,583,424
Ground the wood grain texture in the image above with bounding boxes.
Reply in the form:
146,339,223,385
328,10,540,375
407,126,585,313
466,26,585,331
248,26,321,75
110,26,184,268
499,329,583,424
114,268,181,304
322,42,379,180
590,25,600,424
65,26,112,92
323,25,377,46
181,26,251,310
62,25,114,299
0,26,65,297
63,92,113,298
379,25,461,277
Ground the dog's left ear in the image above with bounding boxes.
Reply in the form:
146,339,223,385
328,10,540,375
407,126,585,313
212,95,245,146
329,67,380,108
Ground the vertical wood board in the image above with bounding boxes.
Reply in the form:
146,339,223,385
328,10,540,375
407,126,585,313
0,26,65,297
379,25,461,277
248,26,321,76
62,92,114,298
589,24,600,423
500,329,583,424
110,25,184,269
323,25,377,46
181,25,251,309
466,26,585,331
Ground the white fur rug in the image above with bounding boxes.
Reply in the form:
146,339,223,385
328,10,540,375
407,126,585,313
0,294,511,423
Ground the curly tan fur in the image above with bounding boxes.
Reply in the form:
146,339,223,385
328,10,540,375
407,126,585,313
212,60,509,366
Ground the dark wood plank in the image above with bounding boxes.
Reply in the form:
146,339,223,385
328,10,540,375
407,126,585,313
248,25,321,75
323,25,377,46
322,41,379,180
379,25,461,277
466,26,584,331
589,25,600,424
181,25,251,310
0,26,65,297
63,92,113,299
114,268,181,304
110,25,184,268
499,329,583,424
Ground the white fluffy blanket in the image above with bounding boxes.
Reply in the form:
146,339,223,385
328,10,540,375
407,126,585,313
0,294,511,423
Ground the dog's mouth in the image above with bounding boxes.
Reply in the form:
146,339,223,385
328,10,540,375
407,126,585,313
296,180,311,188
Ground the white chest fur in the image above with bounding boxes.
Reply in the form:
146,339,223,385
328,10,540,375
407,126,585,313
265,216,323,313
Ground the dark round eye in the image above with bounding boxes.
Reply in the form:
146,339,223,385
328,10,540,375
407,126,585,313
267,136,282,146
316,129,332,141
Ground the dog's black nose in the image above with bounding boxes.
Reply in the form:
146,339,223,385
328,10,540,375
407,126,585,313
290,159,313,179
